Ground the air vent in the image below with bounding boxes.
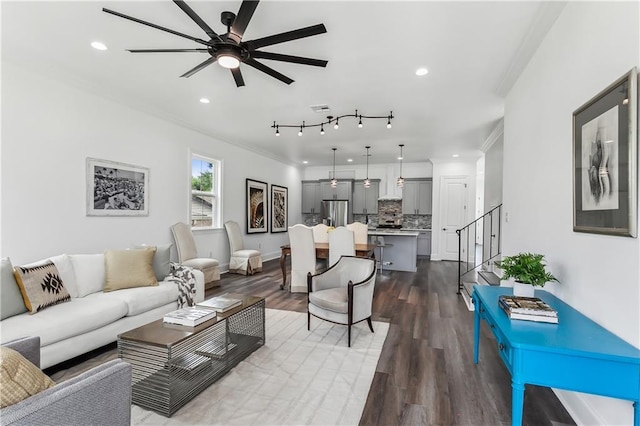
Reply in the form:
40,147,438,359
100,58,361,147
310,104,331,113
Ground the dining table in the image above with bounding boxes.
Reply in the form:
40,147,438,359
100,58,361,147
279,243,377,290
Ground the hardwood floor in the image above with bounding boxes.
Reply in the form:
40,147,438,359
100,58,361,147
209,258,575,426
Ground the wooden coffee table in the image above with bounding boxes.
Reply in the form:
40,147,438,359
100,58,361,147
117,294,265,417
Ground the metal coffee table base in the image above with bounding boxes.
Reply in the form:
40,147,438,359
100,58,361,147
118,298,265,417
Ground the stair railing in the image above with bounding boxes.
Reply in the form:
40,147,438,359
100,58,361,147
455,204,502,294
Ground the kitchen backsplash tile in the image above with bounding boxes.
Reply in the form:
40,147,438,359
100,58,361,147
402,214,432,229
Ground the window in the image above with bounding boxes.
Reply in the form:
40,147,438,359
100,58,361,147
190,154,221,229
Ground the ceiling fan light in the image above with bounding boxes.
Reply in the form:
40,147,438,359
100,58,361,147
218,54,240,69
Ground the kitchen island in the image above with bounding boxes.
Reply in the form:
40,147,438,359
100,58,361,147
368,230,419,272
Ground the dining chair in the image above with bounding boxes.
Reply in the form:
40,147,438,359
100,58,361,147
288,224,317,293
346,222,369,245
307,256,377,347
224,220,262,275
312,223,330,243
328,226,355,267
170,222,220,286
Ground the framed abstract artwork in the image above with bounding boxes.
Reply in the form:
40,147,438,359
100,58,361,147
87,158,149,216
271,185,288,233
573,68,637,237
246,178,268,234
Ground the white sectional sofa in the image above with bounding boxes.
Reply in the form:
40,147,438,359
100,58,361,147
1,249,205,369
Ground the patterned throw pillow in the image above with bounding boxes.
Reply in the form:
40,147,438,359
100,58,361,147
0,347,56,408
13,261,71,314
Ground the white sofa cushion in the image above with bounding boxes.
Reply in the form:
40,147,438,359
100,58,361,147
91,280,178,316
49,254,79,298
70,254,105,297
0,296,127,347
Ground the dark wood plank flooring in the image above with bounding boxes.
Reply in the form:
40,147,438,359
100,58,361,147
209,258,575,426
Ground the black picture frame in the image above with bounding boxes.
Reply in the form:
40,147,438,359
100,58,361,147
246,178,268,234
271,185,288,233
573,68,637,237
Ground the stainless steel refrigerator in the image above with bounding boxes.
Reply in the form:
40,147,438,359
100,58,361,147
321,200,350,227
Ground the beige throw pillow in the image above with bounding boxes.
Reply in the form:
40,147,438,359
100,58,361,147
13,261,71,314
0,347,55,408
104,248,158,292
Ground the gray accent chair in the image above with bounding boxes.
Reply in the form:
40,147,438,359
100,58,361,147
171,222,220,286
1,336,132,426
307,256,377,347
224,220,262,275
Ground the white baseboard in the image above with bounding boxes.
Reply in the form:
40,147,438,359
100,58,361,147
553,389,603,426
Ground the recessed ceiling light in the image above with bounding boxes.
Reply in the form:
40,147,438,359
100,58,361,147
347,159,353,162
303,161,308,164
199,98,210,104
452,154,459,158
91,41,108,51
415,67,428,76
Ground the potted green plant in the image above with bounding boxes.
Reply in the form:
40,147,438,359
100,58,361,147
494,252,558,297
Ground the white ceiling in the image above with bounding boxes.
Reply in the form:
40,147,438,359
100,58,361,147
1,1,565,167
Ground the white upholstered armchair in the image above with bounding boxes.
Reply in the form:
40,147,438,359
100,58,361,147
170,222,220,286
224,220,262,275
307,256,377,347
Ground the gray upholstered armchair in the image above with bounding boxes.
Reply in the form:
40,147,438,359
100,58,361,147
1,337,132,426
307,256,377,347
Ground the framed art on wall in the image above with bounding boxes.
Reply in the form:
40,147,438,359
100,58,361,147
86,158,149,216
573,68,637,237
246,178,268,234
271,185,288,233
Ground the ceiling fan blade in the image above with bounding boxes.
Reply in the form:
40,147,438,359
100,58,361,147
103,8,211,47
245,24,327,50
245,58,293,85
127,49,209,53
251,51,327,67
231,68,245,87
180,56,218,78
228,0,259,44
173,0,222,41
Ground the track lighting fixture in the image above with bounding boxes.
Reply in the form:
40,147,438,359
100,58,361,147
397,144,405,187
364,146,371,188
331,148,338,188
272,109,394,135
275,125,280,136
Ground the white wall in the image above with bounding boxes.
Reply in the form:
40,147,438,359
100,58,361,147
504,2,639,424
1,61,301,266
484,136,503,212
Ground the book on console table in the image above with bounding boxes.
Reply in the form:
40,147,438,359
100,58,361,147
163,307,217,327
196,294,242,313
498,295,558,323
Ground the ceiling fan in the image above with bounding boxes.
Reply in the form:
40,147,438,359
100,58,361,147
103,0,328,87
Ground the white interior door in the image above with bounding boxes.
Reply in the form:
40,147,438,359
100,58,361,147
439,176,468,261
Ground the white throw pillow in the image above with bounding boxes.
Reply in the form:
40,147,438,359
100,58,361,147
69,254,105,297
49,254,79,298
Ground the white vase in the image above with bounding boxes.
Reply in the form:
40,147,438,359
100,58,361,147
513,282,535,298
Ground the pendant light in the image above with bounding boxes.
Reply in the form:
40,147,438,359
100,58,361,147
331,148,338,188
396,144,405,187
363,146,371,188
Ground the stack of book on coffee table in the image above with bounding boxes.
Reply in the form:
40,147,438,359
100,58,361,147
498,295,558,323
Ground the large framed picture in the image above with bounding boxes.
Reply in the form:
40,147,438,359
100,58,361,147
246,178,268,234
87,158,149,216
271,184,288,233
573,68,637,237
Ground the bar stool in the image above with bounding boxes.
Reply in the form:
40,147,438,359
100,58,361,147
372,236,393,272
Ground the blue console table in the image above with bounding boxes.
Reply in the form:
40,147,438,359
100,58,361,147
472,285,640,426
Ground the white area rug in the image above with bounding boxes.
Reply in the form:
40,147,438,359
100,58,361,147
132,308,389,425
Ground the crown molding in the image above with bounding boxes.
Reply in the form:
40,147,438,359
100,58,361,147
481,119,504,153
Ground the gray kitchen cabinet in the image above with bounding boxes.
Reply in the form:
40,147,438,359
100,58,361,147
301,181,321,213
352,180,380,214
402,179,432,215
417,231,431,257
320,180,352,201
